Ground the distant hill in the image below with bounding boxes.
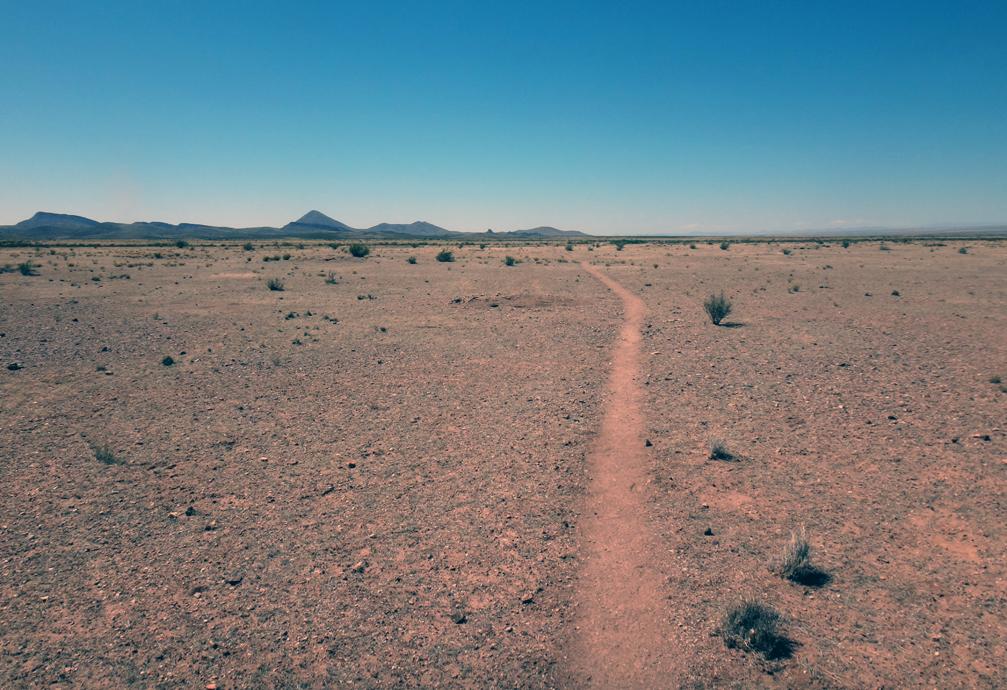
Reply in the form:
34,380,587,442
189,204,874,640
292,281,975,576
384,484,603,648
367,221,453,237
283,210,355,233
16,212,100,230
499,226,587,238
2,210,594,240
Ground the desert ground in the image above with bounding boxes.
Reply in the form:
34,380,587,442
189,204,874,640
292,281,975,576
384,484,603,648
1,238,1004,688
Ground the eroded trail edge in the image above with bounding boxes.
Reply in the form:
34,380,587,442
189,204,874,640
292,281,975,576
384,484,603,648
571,262,679,688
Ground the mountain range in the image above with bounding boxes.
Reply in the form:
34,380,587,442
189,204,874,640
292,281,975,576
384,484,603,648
1,211,588,240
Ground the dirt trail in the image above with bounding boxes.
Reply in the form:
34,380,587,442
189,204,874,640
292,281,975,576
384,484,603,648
570,262,680,688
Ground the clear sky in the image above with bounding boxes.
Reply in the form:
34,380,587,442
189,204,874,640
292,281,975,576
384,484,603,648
2,1,1005,234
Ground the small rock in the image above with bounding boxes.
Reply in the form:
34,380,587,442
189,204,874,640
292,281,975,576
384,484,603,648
645,439,653,447
451,612,468,624
704,527,714,536
225,575,243,586
6,362,22,371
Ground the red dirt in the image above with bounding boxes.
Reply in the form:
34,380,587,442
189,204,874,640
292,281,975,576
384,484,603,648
1,239,1004,688
567,263,681,687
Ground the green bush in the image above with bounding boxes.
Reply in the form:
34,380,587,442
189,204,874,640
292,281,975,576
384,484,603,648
348,244,370,258
720,602,793,660
708,439,736,461
90,442,124,465
703,292,732,325
436,250,455,262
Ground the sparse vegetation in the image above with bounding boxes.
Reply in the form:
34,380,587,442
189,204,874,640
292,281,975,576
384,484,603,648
436,250,455,262
175,239,189,248
348,244,370,258
959,246,969,254
243,242,254,251
720,241,730,250
720,601,793,660
18,261,38,276
407,256,417,264
565,242,574,251
703,292,732,325
504,255,518,266
708,439,736,461
776,527,810,579
162,355,175,366
324,272,339,284
782,248,792,255
90,442,124,466
771,526,830,586
267,278,285,291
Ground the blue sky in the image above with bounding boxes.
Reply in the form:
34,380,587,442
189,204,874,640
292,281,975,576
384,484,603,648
1,1,1005,234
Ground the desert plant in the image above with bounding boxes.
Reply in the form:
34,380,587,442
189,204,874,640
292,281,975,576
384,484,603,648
781,248,792,255
612,240,626,251
90,442,124,465
324,272,339,284
703,292,732,325
776,527,811,579
720,241,730,250
161,355,175,366
175,239,189,248
708,439,736,461
991,375,1002,384
842,239,851,248
18,261,38,276
771,526,830,586
720,601,793,660
958,246,969,254
407,256,417,264
436,249,455,262
504,255,517,266
267,278,285,291
565,242,574,251
348,243,370,258
243,242,254,251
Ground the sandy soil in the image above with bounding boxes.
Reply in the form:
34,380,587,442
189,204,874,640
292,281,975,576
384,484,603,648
1,238,1005,688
